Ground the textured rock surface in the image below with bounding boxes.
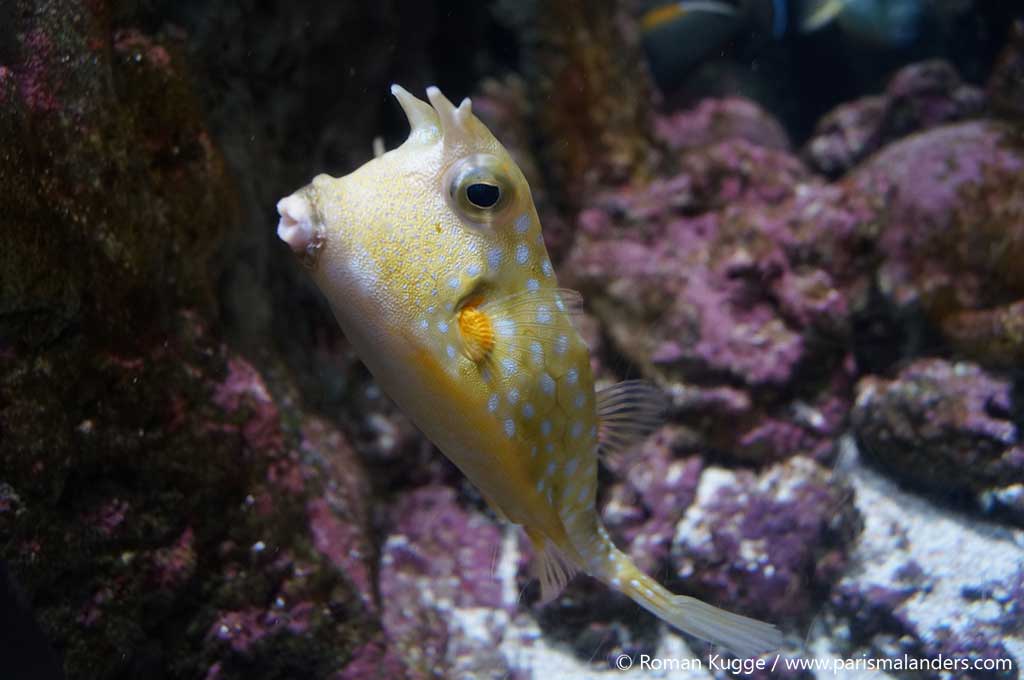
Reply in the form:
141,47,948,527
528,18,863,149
848,121,1024,322
0,313,379,679
566,137,854,463
822,439,1023,677
670,458,861,624
0,3,235,346
852,359,1024,522
378,485,512,679
805,60,987,177
655,97,791,154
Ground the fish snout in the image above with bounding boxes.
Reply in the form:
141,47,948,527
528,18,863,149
276,192,318,256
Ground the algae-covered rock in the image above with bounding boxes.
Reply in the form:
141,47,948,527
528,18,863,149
670,457,862,624
851,358,1024,523
805,60,987,177
565,126,854,463
0,1,235,346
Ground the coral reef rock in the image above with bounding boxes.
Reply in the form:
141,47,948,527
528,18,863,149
670,457,862,625
822,440,1022,675
852,359,1024,523
806,60,987,177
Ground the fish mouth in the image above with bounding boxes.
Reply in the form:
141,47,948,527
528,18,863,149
276,192,316,254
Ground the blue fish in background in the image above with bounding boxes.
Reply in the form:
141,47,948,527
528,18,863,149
640,0,933,90
799,0,925,47
639,1,782,90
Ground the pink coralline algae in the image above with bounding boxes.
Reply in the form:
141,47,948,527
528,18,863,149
655,97,791,153
376,485,509,678
848,120,1024,320
212,356,284,453
566,137,854,462
670,457,862,622
601,428,704,576
805,60,987,176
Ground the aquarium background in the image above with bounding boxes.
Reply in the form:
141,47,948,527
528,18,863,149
1,0,1023,678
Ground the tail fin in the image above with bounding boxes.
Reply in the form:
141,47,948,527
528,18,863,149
610,551,782,657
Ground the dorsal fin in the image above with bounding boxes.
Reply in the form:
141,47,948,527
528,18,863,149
596,380,665,459
525,527,579,604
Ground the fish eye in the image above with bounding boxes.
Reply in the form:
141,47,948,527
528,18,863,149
444,154,515,226
466,182,500,209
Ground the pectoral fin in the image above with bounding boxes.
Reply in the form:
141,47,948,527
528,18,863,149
596,380,666,460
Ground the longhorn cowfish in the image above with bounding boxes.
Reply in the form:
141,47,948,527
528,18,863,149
275,85,782,657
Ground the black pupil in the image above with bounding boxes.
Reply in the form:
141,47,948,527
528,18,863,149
466,183,500,208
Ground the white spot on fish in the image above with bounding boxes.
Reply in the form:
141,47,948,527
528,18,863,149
541,420,552,437
541,373,555,394
523,403,535,419
515,213,529,233
526,278,540,292
507,388,520,405
515,244,529,265
536,306,552,324
556,335,569,354
574,392,585,408
570,421,583,438
467,263,482,277
545,461,557,477
504,419,515,438
565,458,578,475
437,320,449,333
495,318,516,336
488,394,499,413
578,485,590,503
542,260,553,277
536,479,545,493
501,357,517,377
488,247,503,271
446,345,456,359
530,341,543,365
419,319,429,330
611,577,621,587
567,367,578,385
448,276,460,289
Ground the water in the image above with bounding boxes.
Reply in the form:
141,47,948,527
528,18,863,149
1,1,1022,678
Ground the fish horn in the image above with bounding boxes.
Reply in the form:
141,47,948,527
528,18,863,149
391,84,439,136
426,85,473,139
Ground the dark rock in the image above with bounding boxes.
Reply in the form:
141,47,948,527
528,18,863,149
851,358,1024,522
848,120,1024,366
988,20,1024,121
805,60,987,177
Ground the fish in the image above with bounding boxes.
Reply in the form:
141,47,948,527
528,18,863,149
275,85,783,657
639,0,788,90
798,0,925,47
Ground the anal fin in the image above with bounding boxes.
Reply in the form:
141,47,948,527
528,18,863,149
525,527,578,604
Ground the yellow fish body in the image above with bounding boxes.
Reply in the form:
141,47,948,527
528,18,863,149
276,85,781,657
